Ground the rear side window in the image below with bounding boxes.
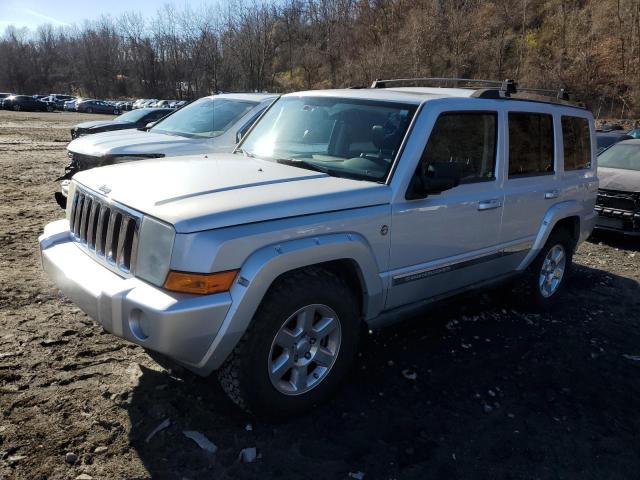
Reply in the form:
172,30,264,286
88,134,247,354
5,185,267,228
562,116,591,170
508,113,554,177
421,112,497,183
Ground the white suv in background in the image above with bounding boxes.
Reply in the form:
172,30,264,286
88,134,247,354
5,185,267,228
55,93,277,208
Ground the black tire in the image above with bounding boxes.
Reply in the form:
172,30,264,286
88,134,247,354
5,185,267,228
13,105,20,111
217,267,360,418
519,228,574,310
86,108,92,113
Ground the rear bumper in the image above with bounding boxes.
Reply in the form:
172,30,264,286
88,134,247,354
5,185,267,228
39,220,232,370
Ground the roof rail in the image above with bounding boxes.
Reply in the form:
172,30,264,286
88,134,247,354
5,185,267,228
370,77,583,108
371,77,513,91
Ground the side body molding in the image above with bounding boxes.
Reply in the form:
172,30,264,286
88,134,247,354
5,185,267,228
516,200,582,271
190,232,384,375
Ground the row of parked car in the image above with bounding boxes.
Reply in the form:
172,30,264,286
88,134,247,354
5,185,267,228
38,80,640,418
0,92,190,115
132,99,190,109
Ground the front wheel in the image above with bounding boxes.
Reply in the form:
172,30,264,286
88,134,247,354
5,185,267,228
86,108,92,113
13,105,20,111
217,268,360,418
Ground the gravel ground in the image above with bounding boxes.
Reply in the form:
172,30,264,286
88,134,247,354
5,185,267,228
1,110,640,480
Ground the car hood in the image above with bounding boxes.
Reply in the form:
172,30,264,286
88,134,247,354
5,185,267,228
73,154,391,233
598,167,640,193
75,120,129,130
67,129,212,157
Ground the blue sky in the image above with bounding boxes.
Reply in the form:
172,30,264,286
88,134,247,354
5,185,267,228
0,0,210,31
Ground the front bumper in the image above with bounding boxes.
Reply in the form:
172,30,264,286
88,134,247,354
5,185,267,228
39,220,232,370
594,208,640,235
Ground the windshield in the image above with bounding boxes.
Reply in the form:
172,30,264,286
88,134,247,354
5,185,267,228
150,97,257,139
115,109,157,123
240,96,417,182
598,143,640,171
628,128,640,139
597,135,623,153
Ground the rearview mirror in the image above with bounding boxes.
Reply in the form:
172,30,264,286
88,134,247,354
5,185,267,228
408,161,462,199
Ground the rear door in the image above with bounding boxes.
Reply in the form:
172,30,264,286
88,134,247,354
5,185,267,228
499,108,559,268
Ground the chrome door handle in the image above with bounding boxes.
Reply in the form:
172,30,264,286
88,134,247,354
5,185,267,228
477,199,503,211
544,190,560,199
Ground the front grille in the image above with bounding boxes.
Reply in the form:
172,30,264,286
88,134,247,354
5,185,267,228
69,186,140,275
596,189,638,212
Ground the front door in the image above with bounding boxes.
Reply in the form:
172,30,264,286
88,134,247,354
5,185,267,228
386,109,506,310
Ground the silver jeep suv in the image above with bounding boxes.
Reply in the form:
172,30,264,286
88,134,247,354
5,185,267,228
40,79,597,416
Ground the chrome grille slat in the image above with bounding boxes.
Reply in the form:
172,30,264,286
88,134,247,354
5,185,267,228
129,228,139,273
79,197,92,243
116,217,130,269
69,191,80,228
73,194,84,236
95,206,108,256
104,212,117,263
69,186,141,276
86,202,100,249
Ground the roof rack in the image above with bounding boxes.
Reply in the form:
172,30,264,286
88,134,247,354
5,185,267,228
369,77,584,108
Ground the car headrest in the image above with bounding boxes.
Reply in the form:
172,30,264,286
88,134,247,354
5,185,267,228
372,125,384,149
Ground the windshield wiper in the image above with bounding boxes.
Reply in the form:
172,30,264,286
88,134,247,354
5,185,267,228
276,157,373,181
235,147,255,158
275,157,331,174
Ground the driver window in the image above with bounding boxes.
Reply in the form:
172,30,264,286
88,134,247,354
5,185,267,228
418,112,497,184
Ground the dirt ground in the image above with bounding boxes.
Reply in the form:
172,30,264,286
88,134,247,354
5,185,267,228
1,110,639,480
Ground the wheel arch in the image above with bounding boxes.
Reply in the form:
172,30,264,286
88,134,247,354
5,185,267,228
191,233,384,375
517,201,582,271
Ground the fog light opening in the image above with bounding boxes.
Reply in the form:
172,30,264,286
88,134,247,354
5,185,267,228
129,308,150,341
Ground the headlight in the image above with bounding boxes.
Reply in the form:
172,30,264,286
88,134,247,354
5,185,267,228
65,181,77,221
111,154,164,164
135,216,175,286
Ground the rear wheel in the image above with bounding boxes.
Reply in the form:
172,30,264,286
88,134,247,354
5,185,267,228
86,108,93,113
13,105,20,111
520,228,574,309
217,268,360,418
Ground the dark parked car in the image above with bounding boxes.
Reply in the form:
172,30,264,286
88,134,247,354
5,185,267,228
596,131,633,154
1,95,51,112
76,100,121,115
0,93,11,100
70,108,174,139
594,139,640,235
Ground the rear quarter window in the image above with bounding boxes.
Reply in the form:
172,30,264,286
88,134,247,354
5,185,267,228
508,112,554,177
562,116,591,170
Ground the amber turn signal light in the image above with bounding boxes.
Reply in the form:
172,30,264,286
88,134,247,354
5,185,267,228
164,270,239,295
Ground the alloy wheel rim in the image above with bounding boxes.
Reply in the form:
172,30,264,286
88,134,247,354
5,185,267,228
267,304,342,396
538,244,566,298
